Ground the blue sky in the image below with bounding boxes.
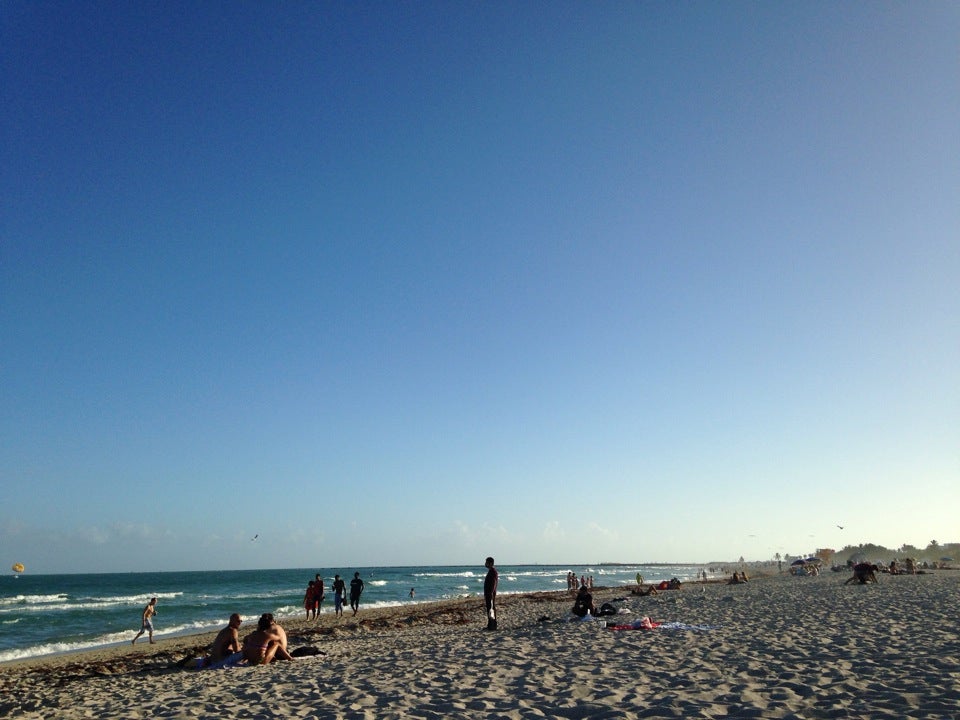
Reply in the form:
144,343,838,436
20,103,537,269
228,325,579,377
2,3,957,574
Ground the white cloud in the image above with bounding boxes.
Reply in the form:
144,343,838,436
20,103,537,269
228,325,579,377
542,520,565,542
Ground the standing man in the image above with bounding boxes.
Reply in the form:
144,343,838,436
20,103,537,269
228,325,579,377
483,556,498,631
332,574,346,618
132,597,158,645
349,571,365,616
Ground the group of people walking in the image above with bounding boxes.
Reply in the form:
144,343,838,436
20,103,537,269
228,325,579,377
304,571,366,618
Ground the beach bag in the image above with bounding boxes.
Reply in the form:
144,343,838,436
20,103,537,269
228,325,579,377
291,646,321,657
597,603,617,617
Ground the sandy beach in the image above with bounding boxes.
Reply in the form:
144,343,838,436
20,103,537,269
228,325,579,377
2,570,958,719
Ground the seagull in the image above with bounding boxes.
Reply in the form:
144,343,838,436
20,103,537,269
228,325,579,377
837,525,844,530
251,534,259,541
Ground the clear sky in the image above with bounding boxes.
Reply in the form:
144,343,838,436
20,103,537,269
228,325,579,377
2,3,958,574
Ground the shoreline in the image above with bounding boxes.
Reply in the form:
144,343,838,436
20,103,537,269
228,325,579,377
3,571,958,719
0,562,720,665
0,588,582,672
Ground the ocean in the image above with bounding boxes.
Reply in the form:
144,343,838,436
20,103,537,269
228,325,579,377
0,563,713,662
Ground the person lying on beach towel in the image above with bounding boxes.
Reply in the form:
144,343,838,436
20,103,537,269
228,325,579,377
656,578,682,591
607,616,658,630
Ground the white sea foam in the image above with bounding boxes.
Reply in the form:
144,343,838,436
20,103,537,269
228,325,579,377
413,571,476,578
196,589,292,602
0,591,185,615
0,601,129,614
355,599,404,611
0,619,221,664
0,594,68,607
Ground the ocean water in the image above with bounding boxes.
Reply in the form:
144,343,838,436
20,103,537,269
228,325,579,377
0,563,712,662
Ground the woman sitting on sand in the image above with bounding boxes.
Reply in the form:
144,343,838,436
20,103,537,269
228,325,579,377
571,586,597,618
242,614,293,665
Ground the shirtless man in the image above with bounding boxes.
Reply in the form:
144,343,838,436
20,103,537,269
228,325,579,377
208,614,243,662
132,597,158,645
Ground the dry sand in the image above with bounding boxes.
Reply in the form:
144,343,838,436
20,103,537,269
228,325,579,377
2,571,958,719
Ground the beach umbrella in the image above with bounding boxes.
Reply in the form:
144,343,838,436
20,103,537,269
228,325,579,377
790,559,806,566
11,562,24,573
804,557,821,564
